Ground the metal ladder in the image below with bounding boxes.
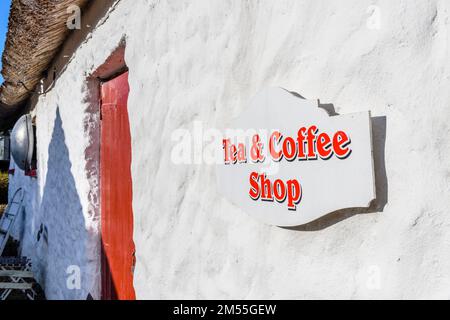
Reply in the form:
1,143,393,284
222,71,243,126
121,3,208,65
0,188,38,300
0,257,37,300
0,188,24,256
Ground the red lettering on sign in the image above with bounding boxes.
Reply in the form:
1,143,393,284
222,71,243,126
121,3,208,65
266,126,352,162
317,133,332,160
333,131,351,159
248,172,302,210
249,172,260,200
225,125,352,212
296,127,307,160
269,131,283,161
282,137,297,161
223,139,247,164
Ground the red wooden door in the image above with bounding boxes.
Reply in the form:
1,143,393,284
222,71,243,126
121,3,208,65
100,71,136,300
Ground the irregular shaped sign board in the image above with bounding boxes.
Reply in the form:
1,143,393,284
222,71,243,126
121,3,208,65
216,87,375,226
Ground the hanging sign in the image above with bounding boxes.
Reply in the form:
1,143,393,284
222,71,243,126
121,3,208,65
216,87,375,226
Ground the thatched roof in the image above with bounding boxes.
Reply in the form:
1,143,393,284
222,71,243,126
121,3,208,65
0,0,88,108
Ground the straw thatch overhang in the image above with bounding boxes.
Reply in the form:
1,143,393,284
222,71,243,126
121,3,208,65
0,0,89,125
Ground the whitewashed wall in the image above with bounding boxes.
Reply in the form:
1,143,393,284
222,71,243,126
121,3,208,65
9,0,450,299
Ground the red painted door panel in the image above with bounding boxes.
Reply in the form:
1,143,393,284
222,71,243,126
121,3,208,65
100,71,136,300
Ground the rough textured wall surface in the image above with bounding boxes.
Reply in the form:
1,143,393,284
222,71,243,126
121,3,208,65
9,0,450,299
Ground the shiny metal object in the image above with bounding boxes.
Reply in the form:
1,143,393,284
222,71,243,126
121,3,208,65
10,114,34,170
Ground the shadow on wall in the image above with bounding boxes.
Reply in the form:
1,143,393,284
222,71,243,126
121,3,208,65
286,103,388,231
35,108,91,299
101,241,119,300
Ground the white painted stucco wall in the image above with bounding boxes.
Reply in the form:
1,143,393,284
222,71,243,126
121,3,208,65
8,0,450,299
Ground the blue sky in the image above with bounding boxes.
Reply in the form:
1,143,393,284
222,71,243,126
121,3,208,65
0,0,12,84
